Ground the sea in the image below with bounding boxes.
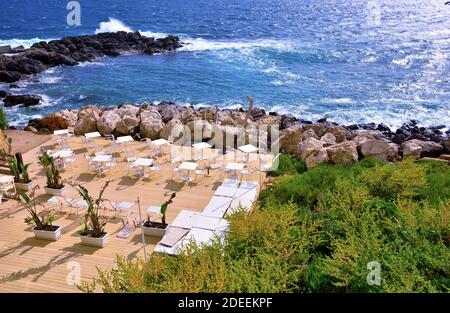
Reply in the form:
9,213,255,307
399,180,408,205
0,0,449,129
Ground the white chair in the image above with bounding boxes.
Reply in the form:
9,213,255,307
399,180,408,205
125,150,137,163
130,166,146,178
240,165,256,180
105,157,117,169
149,160,161,175
95,166,109,177
92,144,103,155
171,160,182,178
84,154,95,171
0,177,16,198
60,140,72,151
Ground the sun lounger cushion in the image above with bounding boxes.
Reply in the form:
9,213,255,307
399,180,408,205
159,227,190,247
192,214,229,232
181,228,217,247
203,196,232,218
170,210,200,229
239,180,258,189
221,179,240,188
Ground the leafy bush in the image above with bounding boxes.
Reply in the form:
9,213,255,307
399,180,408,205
267,154,306,177
82,157,450,293
0,107,8,130
39,151,64,189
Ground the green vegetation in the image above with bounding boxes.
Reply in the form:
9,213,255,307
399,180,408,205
0,107,8,130
20,187,56,231
81,156,450,293
76,181,110,238
39,151,65,189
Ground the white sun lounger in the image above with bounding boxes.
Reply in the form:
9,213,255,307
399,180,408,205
202,196,232,218
228,198,254,214
179,227,228,250
234,187,257,201
239,180,259,190
154,226,190,255
191,214,229,232
221,178,240,188
170,210,200,229
214,186,238,198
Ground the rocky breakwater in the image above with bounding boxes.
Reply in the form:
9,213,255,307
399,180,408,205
0,31,182,85
27,102,450,169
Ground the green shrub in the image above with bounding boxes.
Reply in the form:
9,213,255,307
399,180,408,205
267,154,306,177
0,107,8,130
82,157,450,293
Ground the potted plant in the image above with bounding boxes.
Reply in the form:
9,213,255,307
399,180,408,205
75,181,110,248
10,155,33,191
142,193,176,237
19,186,61,241
39,151,66,196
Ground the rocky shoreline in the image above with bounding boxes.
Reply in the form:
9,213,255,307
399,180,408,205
25,101,450,168
0,31,181,85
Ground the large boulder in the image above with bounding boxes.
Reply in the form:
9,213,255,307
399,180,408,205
116,104,140,118
299,137,323,160
115,115,140,135
326,141,358,165
360,139,399,162
158,103,180,123
78,105,103,119
305,148,329,169
256,115,281,127
231,111,251,126
401,139,444,158
326,125,350,143
320,133,337,147
280,114,298,130
279,125,303,155
177,106,195,124
74,111,100,135
444,139,450,153
303,123,327,137
139,109,164,139
55,109,78,127
187,119,214,141
97,110,121,136
215,110,235,126
302,128,319,140
3,94,42,107
160,119,185,143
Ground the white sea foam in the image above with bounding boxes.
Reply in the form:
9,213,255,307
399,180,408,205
322,97,356,104
40,75,62,84
95,18,133,34
140,31,169,39
179,37,294,53
0,37,52,49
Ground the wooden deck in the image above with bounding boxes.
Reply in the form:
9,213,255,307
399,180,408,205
0,135,266,292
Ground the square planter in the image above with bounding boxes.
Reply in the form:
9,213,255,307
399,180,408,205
15,181,33,192
33,225,61,241
44,185,67,196
80,233,109,248
142,223,168,237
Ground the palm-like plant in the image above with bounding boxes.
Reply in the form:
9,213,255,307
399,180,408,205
8,155,32,183
75,181,110,238
145,192,176,228
161,192,176,227
39,151,64,189
19,186,55,231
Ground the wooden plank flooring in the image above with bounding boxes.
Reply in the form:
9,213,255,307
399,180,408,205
0,135,266,292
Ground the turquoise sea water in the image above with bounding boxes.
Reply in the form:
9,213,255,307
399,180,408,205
0,0,449,128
